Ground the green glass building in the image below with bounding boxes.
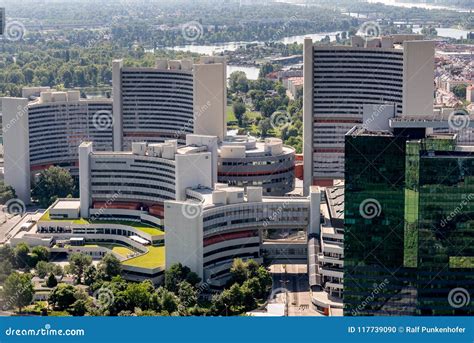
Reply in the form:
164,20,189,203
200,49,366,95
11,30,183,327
344,128,474,316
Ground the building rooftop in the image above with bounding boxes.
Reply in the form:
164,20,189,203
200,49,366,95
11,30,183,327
219,135,294,157
51,199,81,211
185,184,308,209
326,180,344,222
347,127,394,137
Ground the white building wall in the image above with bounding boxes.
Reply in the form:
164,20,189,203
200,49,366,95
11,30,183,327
79,142,93,218
164,201,204,278
112,60,123,151
2,97,30,204
403,40,435,116
175,152,213,201
303,37,314,196
185,134,219,186
193,57,227,140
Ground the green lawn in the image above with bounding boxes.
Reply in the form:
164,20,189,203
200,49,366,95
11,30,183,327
88,219,164,236
112,246,135,257
227,105,237,122
246,110,261,120
40,212,164,236
39,211,89,224
122,246,165,269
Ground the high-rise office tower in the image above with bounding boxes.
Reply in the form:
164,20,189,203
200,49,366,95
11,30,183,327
112,57,226,151
2,88,113,204
344,126,474,316
303,35,434,191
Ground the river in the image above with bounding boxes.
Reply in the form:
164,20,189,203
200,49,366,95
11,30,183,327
164,31,342,80
366,0,471,12
166,31,342,55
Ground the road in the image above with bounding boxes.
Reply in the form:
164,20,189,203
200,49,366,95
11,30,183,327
269,264,321,316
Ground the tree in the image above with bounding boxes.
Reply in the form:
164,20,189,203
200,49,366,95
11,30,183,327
70,299,88,316
2,272,34,312
230,258,248,285
0,181,16,203
31,246,50,263
99,253,121,280
233,101,246,126
229,71,249,93
125,280,154,311
452,85,467,99
31,166,75,208
258,118,272,137
14,243,30,269
0,260,13,282
259,63,274,78
185,271,201,287
46,273,58,288
84,265,98,286
49,284,76,311
156,287,179,314
36,260,52,278
177,281,197,308
52,264,64,277
68,253,92,284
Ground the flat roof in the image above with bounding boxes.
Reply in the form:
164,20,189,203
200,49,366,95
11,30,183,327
52,200,81,211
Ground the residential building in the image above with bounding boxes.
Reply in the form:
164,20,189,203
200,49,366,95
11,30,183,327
303,34,435,190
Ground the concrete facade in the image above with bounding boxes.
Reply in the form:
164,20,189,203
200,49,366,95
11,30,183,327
303,35,434,191
217,136,295,196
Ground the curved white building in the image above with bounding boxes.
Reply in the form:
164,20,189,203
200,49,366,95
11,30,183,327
218,136,295,196
113,57,227,150
2,56,226,204
79,135,218,219
2,88,113,203
303,35,435,189
165,185,321,288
